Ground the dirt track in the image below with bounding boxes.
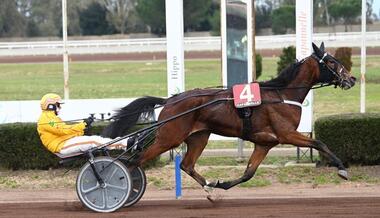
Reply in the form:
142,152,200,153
0,197,379,218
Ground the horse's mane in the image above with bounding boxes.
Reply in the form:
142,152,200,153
259,61,303,87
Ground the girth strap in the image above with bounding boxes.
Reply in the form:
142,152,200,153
237,107,253,141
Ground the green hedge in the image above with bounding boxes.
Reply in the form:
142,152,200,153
277,46,296,74
315,113,380,166
0,123,58,170
0,122,159,170
334,47,352,72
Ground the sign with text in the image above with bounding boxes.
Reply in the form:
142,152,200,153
296,0,313,133
166,0,185,96
233,83,261,108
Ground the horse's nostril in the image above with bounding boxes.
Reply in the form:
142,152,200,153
351,76,357,82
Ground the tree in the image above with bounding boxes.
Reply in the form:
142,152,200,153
271,5,295,35
277,46,296,74
256,54,263,79
366,0,374,23
80,1,115,35
18,0,83,37
101,0,135,34
66,1,83,36
183,0,212,32
27,0,61,36
0,0,26,37
209,7,220,36
329,0,361,32
334,47,352,72
16,0,38,37
135,0,165,35
136,0,214,35
256,3,272,33
280,0,295,5
313,0,331,26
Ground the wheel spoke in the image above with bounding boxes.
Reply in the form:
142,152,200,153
132,176,141,182
107,168,119,181
103,188,107,209
82,183,100,194
107,183,127,191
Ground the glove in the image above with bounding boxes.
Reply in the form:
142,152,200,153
84,116,94,127
83,116,94,135
126,136,136,148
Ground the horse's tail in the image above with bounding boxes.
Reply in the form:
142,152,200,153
102,96,166,138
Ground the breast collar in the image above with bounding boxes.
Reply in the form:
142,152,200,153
283,100,303,108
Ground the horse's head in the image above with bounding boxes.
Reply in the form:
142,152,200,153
311,42,356,90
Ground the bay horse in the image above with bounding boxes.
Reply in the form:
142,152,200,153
102,42,356,191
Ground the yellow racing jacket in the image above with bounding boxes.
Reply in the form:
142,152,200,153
37,111,86,153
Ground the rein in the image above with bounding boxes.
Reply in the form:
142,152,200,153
260,83,333,90
163,89,227,107
97,97,234,150
110,89,228,121
111,82,333,122
38,118,87,125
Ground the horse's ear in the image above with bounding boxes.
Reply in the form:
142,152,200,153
312,43,320,54
320,42,325,52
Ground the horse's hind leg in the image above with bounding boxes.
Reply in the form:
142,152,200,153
207,144,270,190
136,137,182,166
136,123,192,166
181,131,211,187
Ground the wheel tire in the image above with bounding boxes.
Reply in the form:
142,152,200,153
124,166,147,207
76,156,131,213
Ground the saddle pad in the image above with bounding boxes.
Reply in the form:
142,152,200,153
232,83,261,108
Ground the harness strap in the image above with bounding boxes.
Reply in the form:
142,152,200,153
235,98,302,141
283,100,303,108
236,108,253,141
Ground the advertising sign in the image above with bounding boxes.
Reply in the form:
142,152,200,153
166,0,185,96
296,0,313,133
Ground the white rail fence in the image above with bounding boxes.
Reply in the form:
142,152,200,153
0,98,232,141
0,32,379,56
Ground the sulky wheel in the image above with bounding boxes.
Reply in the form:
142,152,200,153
76,156,132,213
124,166,147,207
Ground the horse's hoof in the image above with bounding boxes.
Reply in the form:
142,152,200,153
338,170,348,180
203,185,214,193
206,193,223,204
206,194,215,203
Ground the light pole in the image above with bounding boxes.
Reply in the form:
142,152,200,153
62,0,69,100
360,0,366,113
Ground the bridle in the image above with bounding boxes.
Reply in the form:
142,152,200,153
311,52,346,88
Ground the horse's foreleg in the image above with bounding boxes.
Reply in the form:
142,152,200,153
207,144,270,190
282,131,348,180
181,131,210,187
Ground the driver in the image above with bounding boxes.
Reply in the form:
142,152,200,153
37,93,134,156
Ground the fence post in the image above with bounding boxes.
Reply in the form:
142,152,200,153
237,139,244,161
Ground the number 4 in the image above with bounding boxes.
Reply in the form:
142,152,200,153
240,85,254,102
